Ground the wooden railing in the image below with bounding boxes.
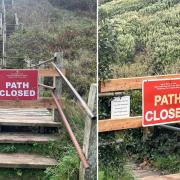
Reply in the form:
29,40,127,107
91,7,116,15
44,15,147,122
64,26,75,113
99,74,180,132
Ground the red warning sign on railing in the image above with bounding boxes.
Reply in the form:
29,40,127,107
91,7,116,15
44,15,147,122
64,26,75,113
143,78,180,127
0,70,38,100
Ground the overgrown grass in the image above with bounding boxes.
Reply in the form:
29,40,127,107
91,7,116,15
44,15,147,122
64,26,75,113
0,169,44,180
153,154,180,173
99,166,134,180
44,148,80,180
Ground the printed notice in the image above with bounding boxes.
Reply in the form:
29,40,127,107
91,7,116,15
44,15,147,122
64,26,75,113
111,96,130,119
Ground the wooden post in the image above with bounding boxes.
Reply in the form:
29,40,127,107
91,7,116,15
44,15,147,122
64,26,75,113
53,52,63,122
2,0,6,67
79,84,97,180
39,60,45,97
25,58,31,68
143,127,154,142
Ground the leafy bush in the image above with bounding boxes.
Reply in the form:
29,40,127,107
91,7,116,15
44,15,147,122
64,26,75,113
99,132,128,179
45,148,79,180
153,154,180,173
48,0,96,12
7,0,96,97
99,0,180,79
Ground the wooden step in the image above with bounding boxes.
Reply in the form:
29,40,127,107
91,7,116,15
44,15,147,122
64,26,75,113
0,108,59,127
0,118,60,127
0,153,57,169
0,133,57,144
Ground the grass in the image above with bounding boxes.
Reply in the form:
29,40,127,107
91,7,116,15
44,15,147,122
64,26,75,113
98,166,134,180
152,154,180,174
0,169,45,180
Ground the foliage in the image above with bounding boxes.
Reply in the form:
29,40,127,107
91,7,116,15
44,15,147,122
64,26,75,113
7,1,96,97
99,0,180,79
153,154,180,173
44,148,79,180
124,127,180,173
48,0,96,13
98,21,114,79
99,132,128,179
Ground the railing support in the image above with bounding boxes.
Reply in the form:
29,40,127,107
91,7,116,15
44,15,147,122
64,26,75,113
38,60,45,97
80,84,97,180
53,52,63,122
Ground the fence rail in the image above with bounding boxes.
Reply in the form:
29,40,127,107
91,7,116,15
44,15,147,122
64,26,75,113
100,74,180,92
99,116,142,132
0,98,63,109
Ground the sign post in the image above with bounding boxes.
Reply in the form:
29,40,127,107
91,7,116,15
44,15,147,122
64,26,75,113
143,79,180,127
0,70,38,100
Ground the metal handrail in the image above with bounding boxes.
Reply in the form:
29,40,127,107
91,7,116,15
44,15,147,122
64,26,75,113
51,91,89,169
30,58,54,68
51,62,95,119
159,124,180,132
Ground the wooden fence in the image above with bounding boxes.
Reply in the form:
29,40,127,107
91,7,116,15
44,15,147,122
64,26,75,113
98,74,180,132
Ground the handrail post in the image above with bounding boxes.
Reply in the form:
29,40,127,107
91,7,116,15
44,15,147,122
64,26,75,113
79,84,97,180
39,60,45,97
53,52,63,122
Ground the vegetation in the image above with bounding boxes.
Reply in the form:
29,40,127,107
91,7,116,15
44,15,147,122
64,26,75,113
7,0,96,98
99,0,180,79
99,0,180,178
49,0,96,13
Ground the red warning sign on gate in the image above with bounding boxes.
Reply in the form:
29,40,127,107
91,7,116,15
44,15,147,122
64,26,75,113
0,70,38,100
143,79,180,127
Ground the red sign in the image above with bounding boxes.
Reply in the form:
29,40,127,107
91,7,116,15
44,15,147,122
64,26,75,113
0,70,38,100
143,79,180,127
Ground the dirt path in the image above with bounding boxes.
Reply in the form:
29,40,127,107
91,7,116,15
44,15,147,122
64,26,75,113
130,162,161,179
128,162,180,180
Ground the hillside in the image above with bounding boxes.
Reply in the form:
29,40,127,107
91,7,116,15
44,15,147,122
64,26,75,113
99,0,180,79
7,0,96,97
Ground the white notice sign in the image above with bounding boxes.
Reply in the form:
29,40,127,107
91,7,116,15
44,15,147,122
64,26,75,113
111,96,130,119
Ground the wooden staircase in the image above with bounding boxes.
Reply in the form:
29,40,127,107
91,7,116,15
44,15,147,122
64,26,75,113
0,108,59,169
